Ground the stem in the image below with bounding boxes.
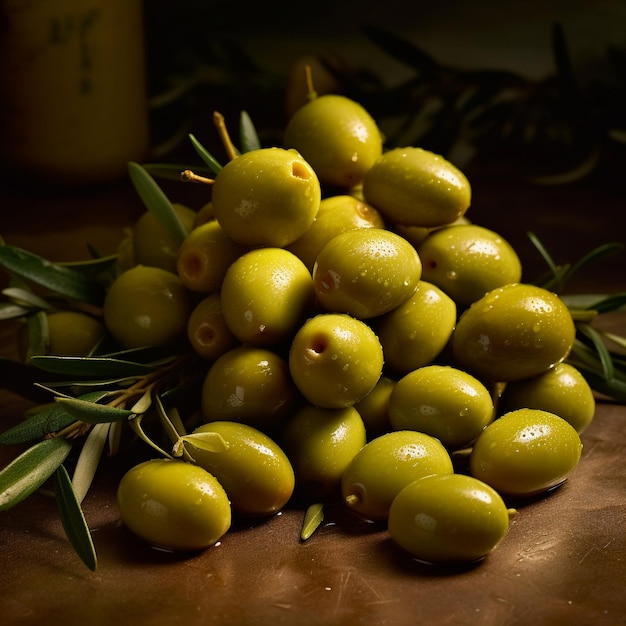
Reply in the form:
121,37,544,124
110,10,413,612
213,111,239,161
180,170,214,185
304,64,317,101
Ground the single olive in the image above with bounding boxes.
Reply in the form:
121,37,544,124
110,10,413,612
499,362,596,433
388,474,511,564
211,147,321,248
362,147,471,227
375,280,457,374
187,293,239,361
176,220,248,293
354,375,396,439
451,283,576,382
190,421,295,517
417,224,522,309
45,310,105,356
289,313,384,409
280,404,366,498
133,203,196,273
394,215,471,249
341,430,454,520
388,365,495,450
201,345,300,430
313,228,422,319
220,247,315,347
117,458,231,551
287,194,385,272
283,94,383,188
103,265,193,349
469,408,583,498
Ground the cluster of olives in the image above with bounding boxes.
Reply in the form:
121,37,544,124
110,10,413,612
94,88,592,565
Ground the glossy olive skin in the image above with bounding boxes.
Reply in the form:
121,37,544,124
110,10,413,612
499,363,596,433
176,220,248,293
211,147,321,248
220,247,315,347
417,224,522,308
354,375,395,439
103,265,193,349
287,194,385,272
283,94,383,188
388,474,511,564
190,421,295,517
341,430,454,520
389,365,495,450
46,310,105,356
281,404,366,498
186,293,238,361
201,345,300,430
313,228,422,319
133,203,196,273
470,408,583,498
362,147,471,227
117,459,231,551
375,280,456,374
289,313,384,409
452,283,576,382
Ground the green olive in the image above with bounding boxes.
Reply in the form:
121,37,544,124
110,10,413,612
289,313,384,409
211,147,321,247
388,474,511,564
388,365,495,450
451,283,576,382
341,430,454,520
117,458,231,551
375,280,457,374
280,404,366,498
45,310,105,356
190,421,295,517
417,224,522,308
201,345,299,430
176,220,248,293
469,408,583,498
186,293,238,361
362,147,471,227
354,375,396,439
133,203,196,273
220,247,315,347
287,194,385,272
313,228,422,319
499,363,596,433
103,265,193,349
283,94,383,188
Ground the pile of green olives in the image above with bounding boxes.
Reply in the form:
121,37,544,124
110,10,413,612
107,82,594,566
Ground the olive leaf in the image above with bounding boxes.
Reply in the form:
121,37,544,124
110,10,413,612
128,413,173,459
128,161,189,246
54,396,133,424
2,287,51,310
24,310,48,362
301,502,324,541
188,133,224,175
172,432,229,459
54,464,98,571
71,422,111,503
0,245,105,306
0,437,72,510
239,110,261,152
0,403,77,445
0,301,32,320
59,254,119,278
29,355,159,378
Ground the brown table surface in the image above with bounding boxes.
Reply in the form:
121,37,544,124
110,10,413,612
0,164,625,626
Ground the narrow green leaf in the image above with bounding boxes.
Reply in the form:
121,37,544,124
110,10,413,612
560,242,624,288
24,310,48,362
54,464,98,571
59,255,119,277
188,134,223,175
2,287,51,310
0,301,32,319
0,403,77,445
576,322,615,381
0,437,72,510
573,364,626,403
72,422,110,503
128,161,188,246
0,245,105,305
173,432,228,459
128,414,173,459
29,355,157,377
239,111,261,152
527,231,563,286
301,502,325,541
55,396,133,424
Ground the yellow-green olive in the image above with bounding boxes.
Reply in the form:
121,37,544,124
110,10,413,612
117,458,231,551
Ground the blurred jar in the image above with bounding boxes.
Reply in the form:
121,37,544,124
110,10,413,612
0,0,149,185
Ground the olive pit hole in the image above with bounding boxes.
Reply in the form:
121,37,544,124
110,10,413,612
291,161,311,180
